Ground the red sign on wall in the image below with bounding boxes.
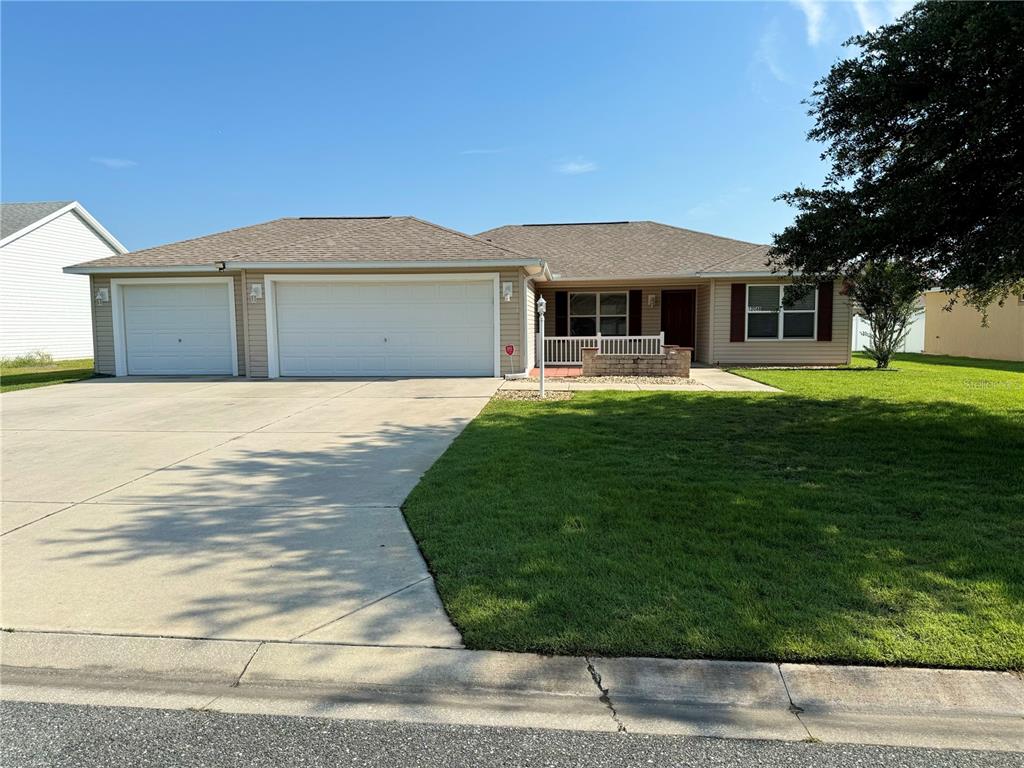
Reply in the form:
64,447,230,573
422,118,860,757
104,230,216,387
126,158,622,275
505,344,515,356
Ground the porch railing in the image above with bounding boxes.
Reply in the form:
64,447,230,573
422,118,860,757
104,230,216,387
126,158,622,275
541,333,664,365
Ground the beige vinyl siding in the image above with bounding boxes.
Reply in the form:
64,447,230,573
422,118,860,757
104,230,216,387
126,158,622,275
497,268,522,374
537,280,712,363
243,271,269,378
695,283,711,364
90,275,114,374
89,272,246,376
709,278,852,366
245,267,525,378
923,291,1024,361
524,278,537,371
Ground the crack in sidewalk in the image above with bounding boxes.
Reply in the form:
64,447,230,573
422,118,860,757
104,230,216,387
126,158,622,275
776,663,815,741
197,641,264,712
586,656,626,733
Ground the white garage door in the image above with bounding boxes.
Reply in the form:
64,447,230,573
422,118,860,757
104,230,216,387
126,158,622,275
122,283,235,375
274,280,495,377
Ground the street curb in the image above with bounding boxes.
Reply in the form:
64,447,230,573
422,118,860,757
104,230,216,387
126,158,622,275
2,630,1022,752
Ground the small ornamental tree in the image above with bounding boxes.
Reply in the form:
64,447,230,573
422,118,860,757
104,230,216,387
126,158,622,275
770,2,1024,349
854,261,923,369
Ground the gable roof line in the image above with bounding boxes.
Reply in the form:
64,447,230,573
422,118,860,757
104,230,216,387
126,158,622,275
0,201,127,253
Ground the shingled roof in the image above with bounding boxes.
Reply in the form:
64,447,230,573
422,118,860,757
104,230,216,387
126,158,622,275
476,221,772,279
67,216,541,271
1,201,73,240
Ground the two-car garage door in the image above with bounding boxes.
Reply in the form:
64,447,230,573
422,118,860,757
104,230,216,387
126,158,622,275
115,277,497,378
272,280,495,377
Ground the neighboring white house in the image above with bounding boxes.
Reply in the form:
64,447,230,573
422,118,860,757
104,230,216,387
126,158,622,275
1,201,126,360
851,299,926,354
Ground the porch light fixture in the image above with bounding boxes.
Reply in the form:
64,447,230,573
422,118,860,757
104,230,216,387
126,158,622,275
648,294,657,309
94,287,110,303
502,281,514,302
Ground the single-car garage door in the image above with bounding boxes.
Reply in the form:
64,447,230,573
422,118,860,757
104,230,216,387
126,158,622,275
273,279,495,377
122,283,235,375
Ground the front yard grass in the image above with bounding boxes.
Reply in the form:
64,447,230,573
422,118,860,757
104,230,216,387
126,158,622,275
403,354,1024,669
0,358,95,392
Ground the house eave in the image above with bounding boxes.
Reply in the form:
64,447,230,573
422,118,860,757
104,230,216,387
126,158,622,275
63,264,223,275
229,259,546,272
65,258,548,276
544,270,789,283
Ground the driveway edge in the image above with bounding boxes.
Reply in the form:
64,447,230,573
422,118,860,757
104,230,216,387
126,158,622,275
2,630,1021,752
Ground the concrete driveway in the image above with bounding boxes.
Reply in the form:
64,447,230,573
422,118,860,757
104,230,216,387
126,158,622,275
1,377,500,647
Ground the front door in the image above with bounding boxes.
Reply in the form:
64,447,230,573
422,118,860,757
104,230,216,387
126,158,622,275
661,290,696,348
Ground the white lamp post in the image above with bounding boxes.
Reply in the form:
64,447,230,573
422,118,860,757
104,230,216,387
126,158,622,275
536,296,547,398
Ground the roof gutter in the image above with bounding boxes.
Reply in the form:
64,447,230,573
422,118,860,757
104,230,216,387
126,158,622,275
695,270,797,278
227,259,546,272
544,270,787,283
64,258,549,276
63,264,223,275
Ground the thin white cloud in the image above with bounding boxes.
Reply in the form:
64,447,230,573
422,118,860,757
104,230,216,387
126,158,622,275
852,0,915,33
90,156,138,169
793,0,826,46
754,19,790,84
460,148,510,155
555,158,598,175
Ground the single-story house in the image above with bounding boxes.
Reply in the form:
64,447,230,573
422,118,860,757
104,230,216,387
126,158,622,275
923,290,1024,362
1,201,126,360
63,216,852,378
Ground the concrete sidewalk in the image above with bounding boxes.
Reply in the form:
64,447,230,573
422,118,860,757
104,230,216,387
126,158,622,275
500,368,779,392
2,631,1021,753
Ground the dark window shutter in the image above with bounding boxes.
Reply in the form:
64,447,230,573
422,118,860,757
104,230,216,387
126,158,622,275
628,290,642,335
729,283,746,342
554,291,568,336
817,282,833,341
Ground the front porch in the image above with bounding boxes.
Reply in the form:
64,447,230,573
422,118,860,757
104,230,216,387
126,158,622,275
535,282,711,366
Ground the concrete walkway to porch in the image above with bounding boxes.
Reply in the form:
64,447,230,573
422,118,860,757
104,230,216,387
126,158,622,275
507,367,779,393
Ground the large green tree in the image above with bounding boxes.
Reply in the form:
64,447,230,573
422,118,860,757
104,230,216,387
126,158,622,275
770,2,1024,314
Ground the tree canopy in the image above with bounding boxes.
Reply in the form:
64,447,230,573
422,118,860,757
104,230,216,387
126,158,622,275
770,2,1024,310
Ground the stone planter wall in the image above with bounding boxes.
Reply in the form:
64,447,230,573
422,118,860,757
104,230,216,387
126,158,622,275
581,345,691,377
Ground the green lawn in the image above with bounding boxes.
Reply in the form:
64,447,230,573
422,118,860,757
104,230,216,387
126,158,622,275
403,354,1024,670
0,358,95,392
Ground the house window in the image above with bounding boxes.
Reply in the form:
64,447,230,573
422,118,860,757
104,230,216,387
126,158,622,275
569,292,628,336
746,285,817,340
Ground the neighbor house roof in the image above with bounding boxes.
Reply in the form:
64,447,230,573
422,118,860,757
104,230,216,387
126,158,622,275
476,221,772,280
0,200,127,252
65,215,546,274
0,201,71,240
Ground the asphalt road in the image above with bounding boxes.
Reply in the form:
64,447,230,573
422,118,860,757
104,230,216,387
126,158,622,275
2,701,1019,768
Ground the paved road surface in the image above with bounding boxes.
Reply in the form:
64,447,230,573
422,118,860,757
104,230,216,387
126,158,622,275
2,701,1017,768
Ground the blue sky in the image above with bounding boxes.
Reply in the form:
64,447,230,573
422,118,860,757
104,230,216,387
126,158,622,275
1,1,911,250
